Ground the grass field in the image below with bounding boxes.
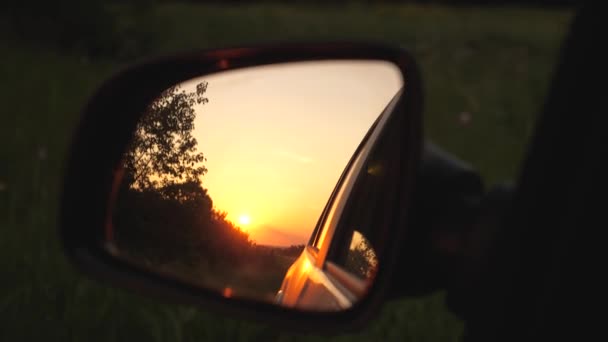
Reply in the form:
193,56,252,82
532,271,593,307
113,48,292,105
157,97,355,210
1,3,572,341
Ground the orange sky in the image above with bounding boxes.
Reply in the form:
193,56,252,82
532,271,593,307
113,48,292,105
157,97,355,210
179,60,402,246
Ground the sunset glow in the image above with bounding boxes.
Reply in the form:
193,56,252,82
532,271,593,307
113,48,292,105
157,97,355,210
238,215,251,226
179,60,403,246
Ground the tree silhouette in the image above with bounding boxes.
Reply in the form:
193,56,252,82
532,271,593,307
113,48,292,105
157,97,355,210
111,81,289,300
123,81,209,190
112,80,261,266
345,236,379,280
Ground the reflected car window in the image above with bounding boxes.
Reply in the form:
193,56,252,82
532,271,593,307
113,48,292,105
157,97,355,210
327,121,395,281
343,230,378,280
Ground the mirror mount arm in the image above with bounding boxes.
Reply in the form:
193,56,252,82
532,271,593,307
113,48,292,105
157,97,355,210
387,141,515,319
387,141,484,298
442,183,514,321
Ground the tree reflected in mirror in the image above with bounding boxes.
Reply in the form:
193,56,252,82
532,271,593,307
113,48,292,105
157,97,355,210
345,231,379,281
111,81,295,302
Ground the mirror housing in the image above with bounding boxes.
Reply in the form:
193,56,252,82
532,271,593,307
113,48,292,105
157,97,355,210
59,42,423,333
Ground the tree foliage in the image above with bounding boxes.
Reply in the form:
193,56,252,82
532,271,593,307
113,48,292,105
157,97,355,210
345,236,379,280
110,82,293,299
123,82,209,190
114,81,255,266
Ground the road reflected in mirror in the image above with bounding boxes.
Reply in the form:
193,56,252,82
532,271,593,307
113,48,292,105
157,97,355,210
106,60,403,311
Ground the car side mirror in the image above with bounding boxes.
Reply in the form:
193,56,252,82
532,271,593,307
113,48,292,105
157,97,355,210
59,42,423,333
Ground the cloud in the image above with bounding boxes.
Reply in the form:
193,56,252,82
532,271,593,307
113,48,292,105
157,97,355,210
274,149,313,164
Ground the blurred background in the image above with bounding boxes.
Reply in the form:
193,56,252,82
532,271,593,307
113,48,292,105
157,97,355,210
1,0,573,341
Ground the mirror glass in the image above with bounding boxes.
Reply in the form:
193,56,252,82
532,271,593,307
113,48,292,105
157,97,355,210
106,60,403,311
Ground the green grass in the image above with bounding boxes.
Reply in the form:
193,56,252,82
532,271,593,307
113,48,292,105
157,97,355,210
1,3,572,341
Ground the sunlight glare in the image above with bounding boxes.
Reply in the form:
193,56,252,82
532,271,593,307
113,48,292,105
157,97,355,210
238,215,251,226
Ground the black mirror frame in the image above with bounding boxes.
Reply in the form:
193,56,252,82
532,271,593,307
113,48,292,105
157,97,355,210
59,42,423,333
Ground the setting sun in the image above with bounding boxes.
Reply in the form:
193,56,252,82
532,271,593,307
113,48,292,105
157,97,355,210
238,215,251,226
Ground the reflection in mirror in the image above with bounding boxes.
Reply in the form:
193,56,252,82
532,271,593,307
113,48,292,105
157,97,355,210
345,231,379,280
106,60,402,311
